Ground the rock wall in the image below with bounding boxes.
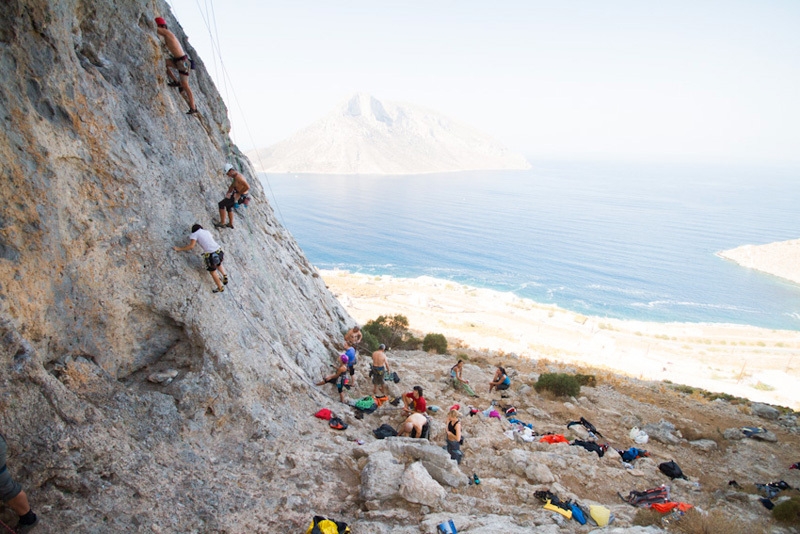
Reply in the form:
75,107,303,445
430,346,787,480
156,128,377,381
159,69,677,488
0,1,351,529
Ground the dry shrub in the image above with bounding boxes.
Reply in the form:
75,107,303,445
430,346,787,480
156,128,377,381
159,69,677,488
773,496,800,525
668,508,763,534
633,508,662,526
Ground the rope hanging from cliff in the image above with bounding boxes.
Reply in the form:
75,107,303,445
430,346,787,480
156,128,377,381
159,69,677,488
181,0,286,226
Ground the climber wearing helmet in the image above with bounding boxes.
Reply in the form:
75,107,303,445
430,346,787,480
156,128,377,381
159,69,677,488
316,354,351,403
154,16,198,115
215,163,250,229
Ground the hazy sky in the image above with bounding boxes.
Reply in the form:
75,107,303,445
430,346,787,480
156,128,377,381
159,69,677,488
165,0,800,164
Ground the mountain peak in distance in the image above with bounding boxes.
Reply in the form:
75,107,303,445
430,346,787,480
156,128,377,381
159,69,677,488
247,93,531,175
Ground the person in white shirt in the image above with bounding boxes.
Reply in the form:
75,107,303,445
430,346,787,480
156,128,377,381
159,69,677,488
173,224,228,293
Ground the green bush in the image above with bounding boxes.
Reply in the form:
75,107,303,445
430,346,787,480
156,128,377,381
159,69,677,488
360,329,380,352
401,334,423,350
422,333,448,354
574,374,596,387
363,315,412,349
535,373,580,397
773,496,800,525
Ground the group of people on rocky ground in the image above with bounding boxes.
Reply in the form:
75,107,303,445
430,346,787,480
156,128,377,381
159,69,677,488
317,329,515,465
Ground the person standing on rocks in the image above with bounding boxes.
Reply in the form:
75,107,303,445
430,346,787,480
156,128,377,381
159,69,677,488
0,432,38,532
173,224,228,293
154,17,197,115
370,344,390,396
344,326,362,350
316,354,350,403
402,386,426,415
216,163,250,229
445,409,464,464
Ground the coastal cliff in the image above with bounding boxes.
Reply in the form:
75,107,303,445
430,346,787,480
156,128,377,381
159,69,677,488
0,0,352,530
2,2,799,533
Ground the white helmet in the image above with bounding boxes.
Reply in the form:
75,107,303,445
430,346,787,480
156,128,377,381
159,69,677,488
223,163,234,173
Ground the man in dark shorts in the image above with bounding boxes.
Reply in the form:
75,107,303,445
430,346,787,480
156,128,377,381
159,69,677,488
216,164,250,229
370,344,390,395
155,17,197,114
173,224,228,293
1,433,37,531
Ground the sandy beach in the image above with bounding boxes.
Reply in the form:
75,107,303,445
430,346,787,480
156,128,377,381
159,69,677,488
321,269,800,410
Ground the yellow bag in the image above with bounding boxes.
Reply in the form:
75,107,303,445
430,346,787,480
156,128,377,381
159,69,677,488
589,505,611,527
306,515,350,534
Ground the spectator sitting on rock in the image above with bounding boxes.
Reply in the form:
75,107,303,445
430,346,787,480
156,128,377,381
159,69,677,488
402,386,426,415
370,344,390,396
155,17,197,114
315,355,350,403
398,412,429,439
489,365,510,393
216,163,250,229
445,409,464,464
173,224,228,293
451,359,477,397
1,432,37,532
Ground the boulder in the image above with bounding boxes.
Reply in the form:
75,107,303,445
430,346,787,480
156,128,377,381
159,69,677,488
750,403,780,421
689,439,718,452
399,461,446,505
360,451,405,501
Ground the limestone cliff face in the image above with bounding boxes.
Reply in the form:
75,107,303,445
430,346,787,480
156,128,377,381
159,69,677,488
0,1,351,530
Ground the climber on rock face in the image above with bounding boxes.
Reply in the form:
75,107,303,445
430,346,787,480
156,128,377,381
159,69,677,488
155,16,197,115
173,224,228,293
216,164,250,230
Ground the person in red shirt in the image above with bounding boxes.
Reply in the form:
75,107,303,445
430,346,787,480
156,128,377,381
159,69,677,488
402,386,426,415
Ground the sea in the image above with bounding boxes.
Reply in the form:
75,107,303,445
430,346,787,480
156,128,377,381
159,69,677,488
258,160,800,331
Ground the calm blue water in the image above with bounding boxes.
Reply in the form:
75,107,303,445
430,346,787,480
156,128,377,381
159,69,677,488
260,160,800,330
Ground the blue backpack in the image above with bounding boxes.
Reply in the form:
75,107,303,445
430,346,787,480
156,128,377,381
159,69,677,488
345,347,357,366
437,519,457,534
568,503,587,525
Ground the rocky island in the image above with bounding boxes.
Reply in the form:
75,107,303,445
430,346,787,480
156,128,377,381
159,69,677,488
246,93,532,175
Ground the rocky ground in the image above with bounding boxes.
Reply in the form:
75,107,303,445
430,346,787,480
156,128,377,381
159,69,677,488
3,344,800,533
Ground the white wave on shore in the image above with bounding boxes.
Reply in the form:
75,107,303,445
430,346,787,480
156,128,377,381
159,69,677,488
321,269,800,409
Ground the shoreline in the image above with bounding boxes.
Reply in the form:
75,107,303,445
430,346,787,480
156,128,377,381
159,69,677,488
717,238,800,286
321,269,800,410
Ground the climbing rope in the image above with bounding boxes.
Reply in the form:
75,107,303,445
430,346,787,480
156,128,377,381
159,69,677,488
173,0,286,227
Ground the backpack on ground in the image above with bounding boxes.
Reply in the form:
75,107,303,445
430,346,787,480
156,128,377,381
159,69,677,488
619,447,649,462
387,371,400,383
329,416,348,430
314,408,332,420
306,515,350,534
436,519,457,534
354,396,378,413
622,485,670,507
571,439,608,457
373,423,397,439
658,460,687,480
